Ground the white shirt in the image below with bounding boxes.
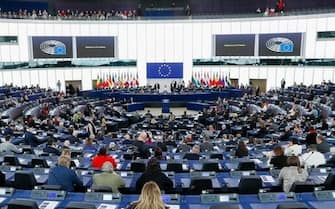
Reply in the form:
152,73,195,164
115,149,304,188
284,144,302,156
300,151,326,168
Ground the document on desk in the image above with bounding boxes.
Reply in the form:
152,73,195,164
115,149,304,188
166,205,180,209
97,203,117,209
0,197,6,204
39,201,59,209
260,175,275,183
251,159,262,164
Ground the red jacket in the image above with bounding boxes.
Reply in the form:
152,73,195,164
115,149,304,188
92,155,117,169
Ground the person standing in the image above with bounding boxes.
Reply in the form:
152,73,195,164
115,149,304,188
276,0,285,13
281,78,286,89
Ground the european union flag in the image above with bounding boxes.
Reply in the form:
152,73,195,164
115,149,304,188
54,46,66,55
279,43,294,53
147,63,183,79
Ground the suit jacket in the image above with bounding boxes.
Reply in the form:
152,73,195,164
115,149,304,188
133,140,150,159
93,172,125,193
136,171,173,192
43,145,61,156
48,165,83,192
270,155,288,169
24,131,39,147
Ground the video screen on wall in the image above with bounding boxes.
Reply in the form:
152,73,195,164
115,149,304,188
31,36,73,59
76,36,115,58
258,33,302,56
215,34,255,56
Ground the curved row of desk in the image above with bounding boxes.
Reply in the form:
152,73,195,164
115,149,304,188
1,188,335,209
80,89,244,102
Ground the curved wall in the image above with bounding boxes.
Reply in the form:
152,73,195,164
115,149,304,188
0,13,334,90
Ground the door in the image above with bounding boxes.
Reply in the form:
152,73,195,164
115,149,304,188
65,80,82,96
249,79,267,95
230,79,239,88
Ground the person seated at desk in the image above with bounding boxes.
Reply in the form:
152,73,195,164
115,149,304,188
48,155,83,192
202,125,216,138
3,123,16,136
183,145,201,160
300,144,326,168
177,135,192,153
83,137,98,153
0,135,21,153
269,146,287,169
235,141,248,158
43,138,61,156
133,131,151,159
92,162,125,193
305,125,317,146
279,126,293,141
153,147,165,160
24,128,45,147
316,135,330,153
127,181,166,209
257,121,268,138
67,127,80,144
284,138,302,156
200,138,213,152
136,158,173,193
278,156,308,193
92,147,117,169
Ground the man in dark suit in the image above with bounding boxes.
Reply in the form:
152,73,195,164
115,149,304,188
43,138,61,156
136,158,173,193
24,128,45,147
133,131,150,159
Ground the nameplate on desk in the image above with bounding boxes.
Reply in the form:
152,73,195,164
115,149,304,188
314,190,335,200
31,190,66,200
201,194,239,203
0,187,15,196
97,203,117,209
190,171,216,178
39,200,59,209
258,192,296,202
117,171,133,177
33,168,50,174
162,194,180,204
312,167,332,173
164,172,175,177
85,193,121,202
230,170,255,177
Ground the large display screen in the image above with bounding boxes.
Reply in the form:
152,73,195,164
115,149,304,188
76,36,115,58
31,36,73,59
215,34,255,56
258,33,302,56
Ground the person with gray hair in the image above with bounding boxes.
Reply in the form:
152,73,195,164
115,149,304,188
92,162,125,193
47,155,83,192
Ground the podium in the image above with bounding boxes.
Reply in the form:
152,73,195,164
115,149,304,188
162,99,170,113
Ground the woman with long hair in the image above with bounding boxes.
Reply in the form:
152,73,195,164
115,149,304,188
127,181,166,209
278,156,308,193
235,141,248,158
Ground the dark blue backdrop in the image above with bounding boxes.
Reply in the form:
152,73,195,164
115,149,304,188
147,62,183,79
